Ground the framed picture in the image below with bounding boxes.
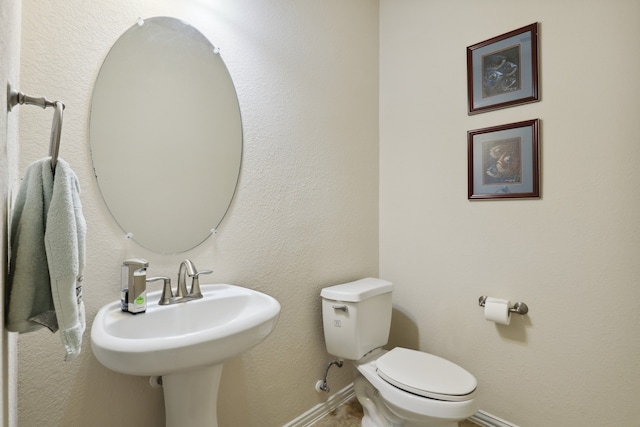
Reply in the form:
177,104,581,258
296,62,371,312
467,23,539,115
467,119,540,200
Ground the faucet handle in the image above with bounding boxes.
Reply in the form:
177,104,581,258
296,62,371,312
189,270,213,299
147,276,173,305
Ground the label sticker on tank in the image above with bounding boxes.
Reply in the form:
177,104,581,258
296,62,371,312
334,320,341,327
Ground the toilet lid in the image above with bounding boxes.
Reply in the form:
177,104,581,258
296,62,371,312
376,348,477,402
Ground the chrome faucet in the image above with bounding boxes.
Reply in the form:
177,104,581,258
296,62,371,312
150,259,213,305
176,259,197,299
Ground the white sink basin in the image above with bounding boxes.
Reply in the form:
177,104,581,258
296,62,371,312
91,284,281,376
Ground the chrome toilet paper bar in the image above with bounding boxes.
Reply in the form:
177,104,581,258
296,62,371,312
478,295,529,315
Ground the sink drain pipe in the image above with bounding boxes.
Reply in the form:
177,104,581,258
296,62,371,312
315,360,343,393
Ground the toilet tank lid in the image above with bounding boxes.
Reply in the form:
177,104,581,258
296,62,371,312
321,278,393,302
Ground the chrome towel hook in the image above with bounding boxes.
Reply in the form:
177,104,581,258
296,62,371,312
7,83,66,172
478,295,529,315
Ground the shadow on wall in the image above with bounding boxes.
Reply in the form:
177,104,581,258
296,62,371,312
387,302,532,350
218,356,252,426
494,313,532,344
386,305,420,351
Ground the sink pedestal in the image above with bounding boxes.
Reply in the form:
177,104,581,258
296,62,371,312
162,364,223,427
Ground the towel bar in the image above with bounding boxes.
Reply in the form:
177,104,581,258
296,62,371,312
7,83,65,172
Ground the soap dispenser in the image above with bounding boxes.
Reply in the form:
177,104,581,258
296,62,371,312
121,259,149,313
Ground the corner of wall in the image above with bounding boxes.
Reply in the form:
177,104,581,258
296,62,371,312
0,1,22,426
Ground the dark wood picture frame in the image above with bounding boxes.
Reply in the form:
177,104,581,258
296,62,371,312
467,23,539,115
468,119,540,200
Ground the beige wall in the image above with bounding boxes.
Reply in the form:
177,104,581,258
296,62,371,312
380,1,640,425
15,1,640,426
16,1,378,426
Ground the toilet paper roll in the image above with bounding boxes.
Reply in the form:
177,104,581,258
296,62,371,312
484,297,511,325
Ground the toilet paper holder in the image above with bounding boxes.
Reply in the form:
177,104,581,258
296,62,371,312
478,296,529,315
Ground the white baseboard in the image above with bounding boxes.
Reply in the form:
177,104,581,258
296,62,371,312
282,383,355,427
469,410,519,427
282,385,518,427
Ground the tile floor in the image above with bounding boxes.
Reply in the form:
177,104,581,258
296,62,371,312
312,397,478,427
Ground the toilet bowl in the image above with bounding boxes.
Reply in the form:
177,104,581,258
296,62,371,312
321,278,478,427
355,348,477,427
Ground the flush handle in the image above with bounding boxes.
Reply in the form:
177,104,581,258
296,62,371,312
332,304,347,311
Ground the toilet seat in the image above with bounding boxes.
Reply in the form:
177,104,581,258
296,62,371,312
376,347,477,402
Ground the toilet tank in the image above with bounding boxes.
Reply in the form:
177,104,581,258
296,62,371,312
321,278,393,360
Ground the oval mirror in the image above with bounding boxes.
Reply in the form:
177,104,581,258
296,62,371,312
90,17,242,253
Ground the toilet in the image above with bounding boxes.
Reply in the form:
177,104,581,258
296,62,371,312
321,278,478,427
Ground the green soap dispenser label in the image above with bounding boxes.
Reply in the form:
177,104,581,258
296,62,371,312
135,295,145,305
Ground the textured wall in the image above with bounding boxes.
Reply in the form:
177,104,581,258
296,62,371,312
17,1,378,426
380,1,640,425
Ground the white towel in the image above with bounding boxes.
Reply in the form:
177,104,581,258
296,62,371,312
6,157,87,361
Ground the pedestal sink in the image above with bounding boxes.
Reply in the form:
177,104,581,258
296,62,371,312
91,284,280,427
